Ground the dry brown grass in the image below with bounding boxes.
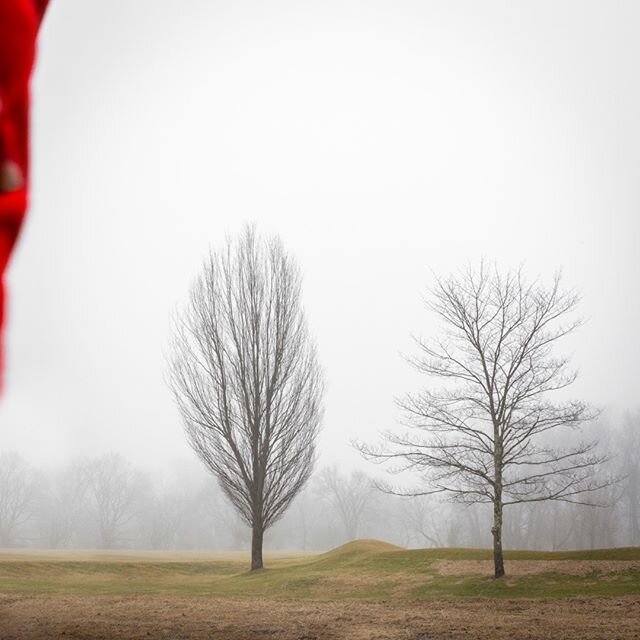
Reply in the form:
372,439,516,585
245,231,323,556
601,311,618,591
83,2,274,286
434,559,640,577
1,593,639,639
0,549,308,563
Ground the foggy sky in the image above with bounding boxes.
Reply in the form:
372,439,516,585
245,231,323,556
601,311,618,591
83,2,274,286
1,0,639,471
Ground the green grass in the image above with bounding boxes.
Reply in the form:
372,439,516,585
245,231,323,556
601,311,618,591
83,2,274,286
0,540,638,599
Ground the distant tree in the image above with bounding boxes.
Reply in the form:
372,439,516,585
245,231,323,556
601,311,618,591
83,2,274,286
87,453,144,548
140,462,223,550
282,487,315,551
318,467,376,542
39,460,89,548
570,483,619,549
618,411,640,545
395,495,447,548
360,263,608,578
169,226,323,570
0,452,38,546
143,491,187,550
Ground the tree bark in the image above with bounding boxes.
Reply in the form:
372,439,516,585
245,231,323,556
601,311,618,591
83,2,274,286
492,499,505,579
251,523,264,571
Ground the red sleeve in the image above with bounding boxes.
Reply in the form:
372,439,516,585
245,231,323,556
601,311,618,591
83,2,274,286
0,0,43,389
34,0,48,23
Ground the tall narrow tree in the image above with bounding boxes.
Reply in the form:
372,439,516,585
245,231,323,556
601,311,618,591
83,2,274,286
361,263,608,578
169,226,323,570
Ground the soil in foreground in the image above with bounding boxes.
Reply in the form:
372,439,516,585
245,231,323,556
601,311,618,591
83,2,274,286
1,594,639,640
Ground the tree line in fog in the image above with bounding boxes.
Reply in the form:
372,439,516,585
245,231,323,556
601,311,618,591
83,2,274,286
0,409,637,552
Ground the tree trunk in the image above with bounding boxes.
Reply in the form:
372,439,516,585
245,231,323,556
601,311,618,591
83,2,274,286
251,522,264,570
492,499,505,579
629,478,639,546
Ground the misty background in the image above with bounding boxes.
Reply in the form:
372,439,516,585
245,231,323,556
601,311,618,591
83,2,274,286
0,1,638,550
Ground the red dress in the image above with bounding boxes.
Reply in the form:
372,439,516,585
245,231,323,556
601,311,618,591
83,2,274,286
0,0,48,387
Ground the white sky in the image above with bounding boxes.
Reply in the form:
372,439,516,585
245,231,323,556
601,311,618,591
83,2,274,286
1,0,639,471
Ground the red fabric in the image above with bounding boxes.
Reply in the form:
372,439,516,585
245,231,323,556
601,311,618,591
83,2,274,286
0,0,48,388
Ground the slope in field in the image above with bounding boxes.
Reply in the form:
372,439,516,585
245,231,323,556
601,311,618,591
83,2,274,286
313,539,403,566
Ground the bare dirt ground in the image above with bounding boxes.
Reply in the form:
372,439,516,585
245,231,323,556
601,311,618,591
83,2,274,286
1,594,639,640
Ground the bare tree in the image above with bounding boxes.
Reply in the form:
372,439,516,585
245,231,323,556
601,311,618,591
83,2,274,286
395,495,448,548
0,452,38,547
361,263,608,578
142,490,188,550
87,453,144,549
318,467,377,542
618,411,640,545
39,460,90,548
269,484,318,551
169,226,323,570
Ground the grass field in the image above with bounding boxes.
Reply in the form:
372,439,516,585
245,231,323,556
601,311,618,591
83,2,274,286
1,539,639,599
1,540,639,639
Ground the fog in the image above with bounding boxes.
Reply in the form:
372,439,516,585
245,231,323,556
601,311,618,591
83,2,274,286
1,1,639,551
1,411,639,551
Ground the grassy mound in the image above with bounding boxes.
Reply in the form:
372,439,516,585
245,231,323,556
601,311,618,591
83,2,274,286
313,539,402,565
